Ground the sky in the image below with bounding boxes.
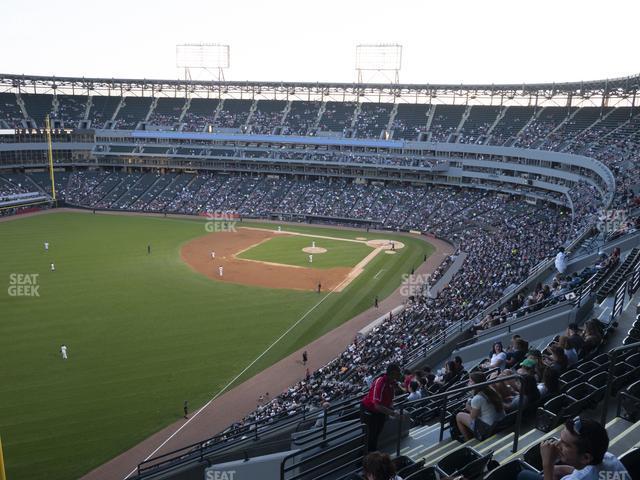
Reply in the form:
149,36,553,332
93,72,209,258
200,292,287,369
1,0,638,85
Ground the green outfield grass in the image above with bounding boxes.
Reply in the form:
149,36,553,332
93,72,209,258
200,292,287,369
0,212,434,480
236,233,373,268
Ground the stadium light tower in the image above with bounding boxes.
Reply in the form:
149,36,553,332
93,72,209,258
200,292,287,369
355,44,402,84
176,43,230,81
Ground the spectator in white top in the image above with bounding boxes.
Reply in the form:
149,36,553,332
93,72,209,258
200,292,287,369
555,246,568,275
482,342,507,371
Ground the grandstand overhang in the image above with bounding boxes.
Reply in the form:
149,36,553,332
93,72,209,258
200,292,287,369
1,73,638,107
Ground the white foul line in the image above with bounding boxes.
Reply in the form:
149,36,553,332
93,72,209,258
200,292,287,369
123,272,353,479
373,269,385,279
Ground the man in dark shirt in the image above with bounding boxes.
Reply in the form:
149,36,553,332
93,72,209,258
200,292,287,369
506,338,528,369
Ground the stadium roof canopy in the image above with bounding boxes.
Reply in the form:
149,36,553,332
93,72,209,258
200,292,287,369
1,72,639,106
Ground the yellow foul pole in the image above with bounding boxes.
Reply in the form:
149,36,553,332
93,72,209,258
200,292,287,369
0,435,7,480
45,115,56,201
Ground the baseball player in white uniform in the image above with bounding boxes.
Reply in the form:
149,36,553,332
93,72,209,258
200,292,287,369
44,242,49,251
211,251,216,259
51,263,56,272
60,344,68,359
308,255,313,263
218,265,224,277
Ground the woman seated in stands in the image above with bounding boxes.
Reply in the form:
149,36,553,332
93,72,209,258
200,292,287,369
455,372,505,441
537,366,560,398
480,342,507,371
557,335,579,366
488,369,516,404
435,361,458,385
545,345,569,374
581,319,603,358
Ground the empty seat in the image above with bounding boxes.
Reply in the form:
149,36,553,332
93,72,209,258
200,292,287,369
627,353,640,368
484,459,539,480
559,370,584,392
536,394,577,432
437,446,482,476
612,362,635,392
395,457,425,478
619,448,640,480
576,361,599,376
619,379,640,422
591,353,609,366
587,371,609,404
567,382,598,409
452,451,494,480
404,466,444,480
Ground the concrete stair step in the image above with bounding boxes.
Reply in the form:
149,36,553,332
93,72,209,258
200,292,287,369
411,438,459,463
609,418,640,456
477,432,515,455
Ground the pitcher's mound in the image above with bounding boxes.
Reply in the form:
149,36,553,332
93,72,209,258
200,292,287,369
302,247,327,254
366,239,405,250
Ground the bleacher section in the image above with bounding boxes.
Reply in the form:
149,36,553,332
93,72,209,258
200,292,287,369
429,105,465,142
354,103,393,138
457,106,501,144
392,104,430,140
488,107,536,146
21,94,54,128
0,93,23,128
182,98,220,132
513,106,570,148
113,97,153,130
146,98,185,129
281,101,321,135
215,99,252,129
318,102,357,133
88,96,121,129
55,95,88,128
250,100,286,134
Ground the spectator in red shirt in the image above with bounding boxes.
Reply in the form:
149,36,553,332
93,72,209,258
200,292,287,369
361,363,403,451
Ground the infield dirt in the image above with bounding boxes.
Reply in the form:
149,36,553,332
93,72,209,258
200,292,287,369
181,228,359,291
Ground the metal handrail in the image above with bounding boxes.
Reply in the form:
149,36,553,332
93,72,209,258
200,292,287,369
405,373,526,453
600,340,640,424
279,422,367,480
453,280,595,351
137,407,313,475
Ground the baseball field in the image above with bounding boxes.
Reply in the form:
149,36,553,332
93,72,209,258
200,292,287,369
0,210,434,480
